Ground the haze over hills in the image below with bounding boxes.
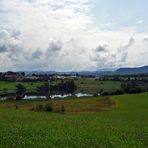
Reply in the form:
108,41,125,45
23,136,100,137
21,66,148,76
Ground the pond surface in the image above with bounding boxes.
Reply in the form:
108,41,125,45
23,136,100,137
0,93,99,100
24,93,94,100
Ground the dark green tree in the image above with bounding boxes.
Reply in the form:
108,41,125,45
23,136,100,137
37,83,51,99
16,84,26,100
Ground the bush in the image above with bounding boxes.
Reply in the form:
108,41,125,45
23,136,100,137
61,105,65,113
31,83,34,86
101,91,109,96
34,104,44,112
93,93,98,97
113,89,124,95
32,103,53,112
15,105,18,110
44,103,53,112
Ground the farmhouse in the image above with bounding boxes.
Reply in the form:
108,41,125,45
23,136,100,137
3,71,24,81
3,71,17,81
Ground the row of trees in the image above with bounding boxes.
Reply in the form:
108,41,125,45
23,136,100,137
37,80,77,98
14,80,77,100
98,75,148,82
120,81,144,94
101,81,147,96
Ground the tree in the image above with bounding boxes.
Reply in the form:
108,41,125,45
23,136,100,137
37,83,51,99
58,80,77,94
67,80,77,94
16,84,26,100
120,81,142,94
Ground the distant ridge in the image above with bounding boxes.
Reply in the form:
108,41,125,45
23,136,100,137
114,66,148,75
14,65,148,76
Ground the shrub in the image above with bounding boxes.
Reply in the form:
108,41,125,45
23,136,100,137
61,105,65,113
35,104,44,112
93,93,98,97
101,91,109,96
15,105,18,110
44,103,53,112
113,89,124,95
31,83,34,86
31,103,53,112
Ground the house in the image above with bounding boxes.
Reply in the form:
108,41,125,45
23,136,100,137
4,71,17,81
25,76,39,80
3,71,24,81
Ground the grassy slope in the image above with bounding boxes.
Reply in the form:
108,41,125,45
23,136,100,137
0,93,148,148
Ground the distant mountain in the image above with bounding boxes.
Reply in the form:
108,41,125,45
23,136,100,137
21,71,57,76
114,66,148,75
17,65,148,76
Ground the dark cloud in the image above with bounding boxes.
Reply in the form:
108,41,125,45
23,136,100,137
11,30,21,38
91,41,112,68
46,39,63,57
118,37,135,63
143,37,148,42
0,45,7,52
48,40,63,52
0,29,21,53
123,37,135,50
32,49,43,59
95,42,108,52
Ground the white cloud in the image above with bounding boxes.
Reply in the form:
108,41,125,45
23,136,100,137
136,20,144,25
0,0,148,71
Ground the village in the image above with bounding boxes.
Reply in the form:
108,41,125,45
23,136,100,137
0,71,72,82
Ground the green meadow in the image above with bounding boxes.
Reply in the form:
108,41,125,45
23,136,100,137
0,79,121,94
0,81,44,90
0,93,148,147
75,78,121,93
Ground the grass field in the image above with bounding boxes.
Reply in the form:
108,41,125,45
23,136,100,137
0,81,44,91
0,93,148,147
75,78,121,93
0,79,121,94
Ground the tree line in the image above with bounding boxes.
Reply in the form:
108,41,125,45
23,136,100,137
10,80,77,100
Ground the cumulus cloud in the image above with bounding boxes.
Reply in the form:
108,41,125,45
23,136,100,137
91,41,113,68
0,0,94,71
0,0,148,71
0,29,22,53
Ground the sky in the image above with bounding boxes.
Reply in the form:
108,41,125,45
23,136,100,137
0,0,148,71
